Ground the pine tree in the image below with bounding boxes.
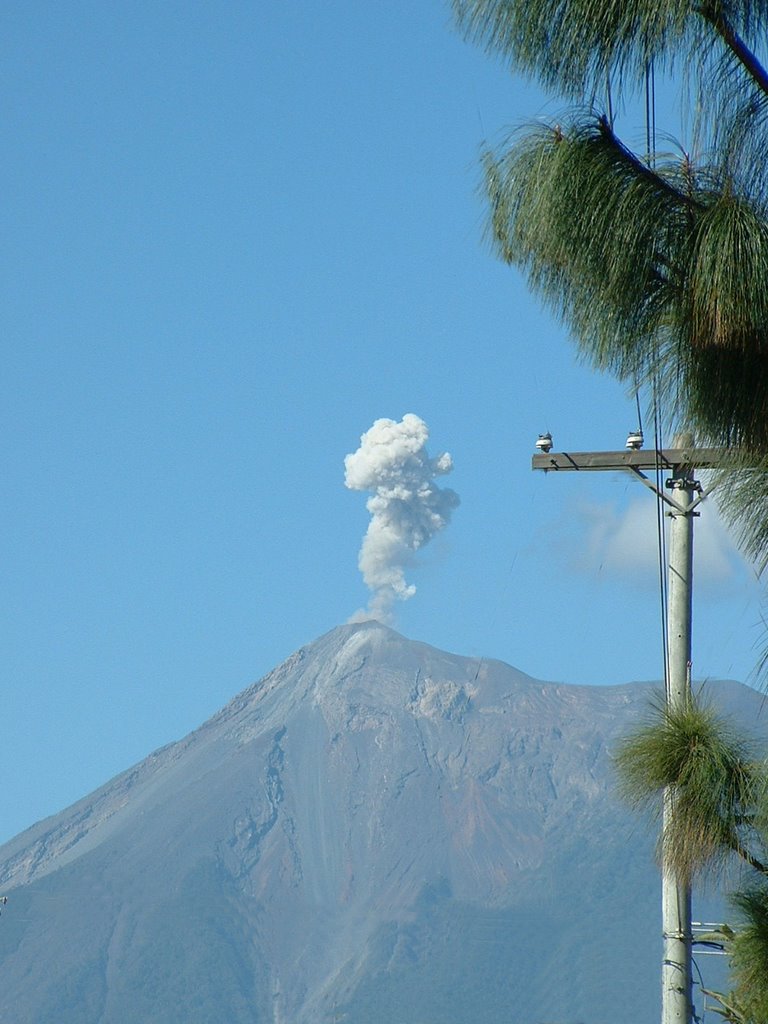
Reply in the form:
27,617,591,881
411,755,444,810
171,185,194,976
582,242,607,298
454,0,768,565
454,2,768,1017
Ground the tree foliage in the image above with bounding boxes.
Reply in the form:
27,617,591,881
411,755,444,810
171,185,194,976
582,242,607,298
454,0,768,1017
455,0,768,453
615,695,764,880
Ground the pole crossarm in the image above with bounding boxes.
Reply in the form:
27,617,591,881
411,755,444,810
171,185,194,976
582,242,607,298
532,446,734,473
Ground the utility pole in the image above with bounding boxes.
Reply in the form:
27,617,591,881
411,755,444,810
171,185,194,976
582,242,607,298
661,456,695,1024
532,432,728,1024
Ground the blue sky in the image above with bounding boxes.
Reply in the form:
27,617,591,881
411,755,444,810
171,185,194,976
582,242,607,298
1,2,764,845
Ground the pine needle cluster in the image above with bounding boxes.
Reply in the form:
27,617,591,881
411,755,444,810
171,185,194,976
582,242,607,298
615,695,764,880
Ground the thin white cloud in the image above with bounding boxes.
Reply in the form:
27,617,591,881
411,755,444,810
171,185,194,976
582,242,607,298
565,493,756,592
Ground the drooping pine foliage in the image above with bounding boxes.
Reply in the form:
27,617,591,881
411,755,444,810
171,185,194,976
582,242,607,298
455,0,698,96
615,695,764,880
455,0,768,456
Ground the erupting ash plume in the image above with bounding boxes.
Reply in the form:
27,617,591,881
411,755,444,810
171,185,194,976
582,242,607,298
344,413,459,622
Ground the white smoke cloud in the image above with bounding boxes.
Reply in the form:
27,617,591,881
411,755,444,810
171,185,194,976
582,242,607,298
344,413,460,622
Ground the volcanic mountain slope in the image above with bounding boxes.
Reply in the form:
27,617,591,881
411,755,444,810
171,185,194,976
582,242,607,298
0,621,754,1023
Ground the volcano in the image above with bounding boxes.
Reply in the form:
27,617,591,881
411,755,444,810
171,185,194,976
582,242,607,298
0,621,751,1023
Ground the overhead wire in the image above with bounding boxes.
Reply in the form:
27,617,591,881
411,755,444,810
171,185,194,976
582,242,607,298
655,389,671,698
644,57,671,697
691,954,707,1024
606,67,615,129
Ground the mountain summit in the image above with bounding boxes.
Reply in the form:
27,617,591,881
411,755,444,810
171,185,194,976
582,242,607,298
0,622,748,1022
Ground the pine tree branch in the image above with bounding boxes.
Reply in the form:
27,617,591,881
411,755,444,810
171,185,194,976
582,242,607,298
699,986,745,1024
699,6,768,98
726,832,768,876
595,117,705,212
